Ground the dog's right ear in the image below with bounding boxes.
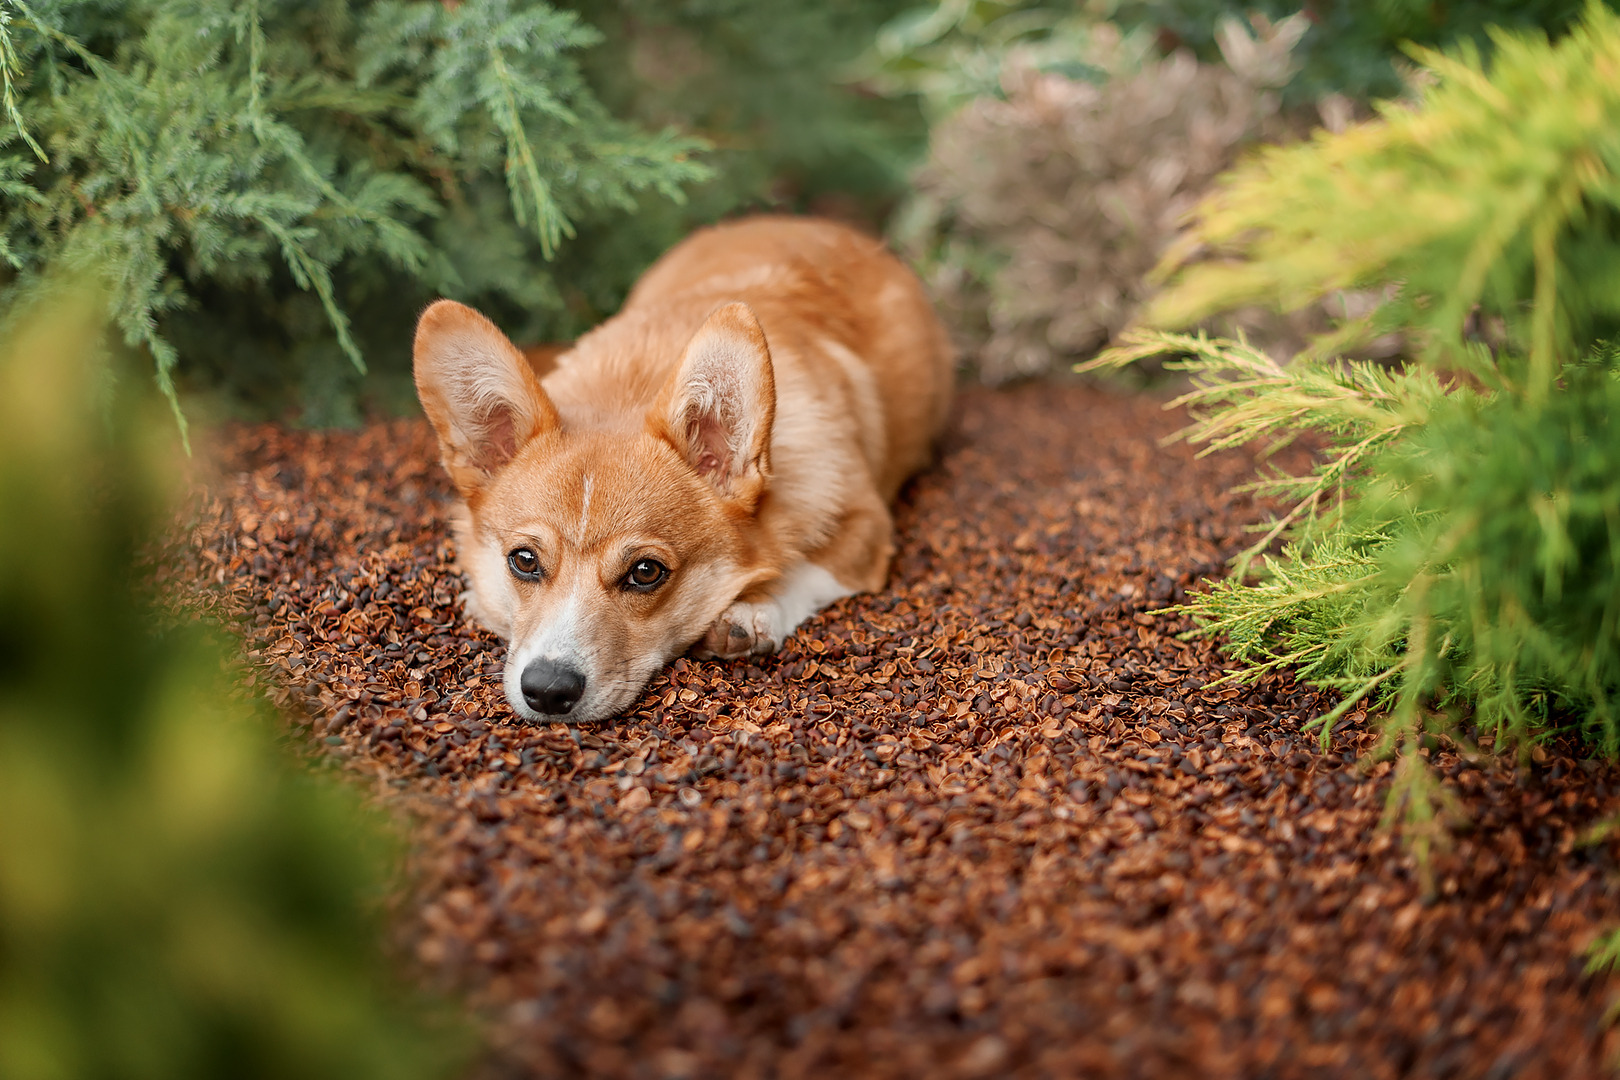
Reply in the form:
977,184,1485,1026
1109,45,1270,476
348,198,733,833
653,302,777,512
413,300,559,497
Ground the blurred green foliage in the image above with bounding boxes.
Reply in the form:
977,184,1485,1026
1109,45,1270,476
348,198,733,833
6,0,1614,427
854,0,1140,118
868,1,1309,381
560,0,925,218
857,0,1618,113
0,0,709,431
0,292,467,1077
856,0,1619,385
519,0,928,384
0,0,927,429
1111,0,1608,102
1085,5,1620,862
1146,11,1620,376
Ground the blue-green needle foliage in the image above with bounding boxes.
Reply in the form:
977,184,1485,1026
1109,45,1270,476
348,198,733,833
0,292,470,1077
1084,6,1620,863
0,0,708,436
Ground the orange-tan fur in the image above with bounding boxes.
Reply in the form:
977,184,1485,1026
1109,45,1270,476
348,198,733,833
414,216,953,724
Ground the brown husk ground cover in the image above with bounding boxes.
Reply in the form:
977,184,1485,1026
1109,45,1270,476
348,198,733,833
163,381,1620,1078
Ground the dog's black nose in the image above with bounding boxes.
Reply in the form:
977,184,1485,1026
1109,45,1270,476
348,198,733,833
520,659,587,715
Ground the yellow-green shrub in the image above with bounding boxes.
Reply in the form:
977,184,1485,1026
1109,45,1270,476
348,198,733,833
0,293,467,1078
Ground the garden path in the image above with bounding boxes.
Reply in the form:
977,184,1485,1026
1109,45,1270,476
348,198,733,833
179,381,1620,1079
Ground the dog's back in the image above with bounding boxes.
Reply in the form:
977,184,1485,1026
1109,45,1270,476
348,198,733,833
547,217,954,501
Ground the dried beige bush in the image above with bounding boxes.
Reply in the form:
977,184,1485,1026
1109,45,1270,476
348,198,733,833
896,15,1313,382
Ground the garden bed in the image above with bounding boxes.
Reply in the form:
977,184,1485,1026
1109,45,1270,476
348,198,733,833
167,381,1620,1078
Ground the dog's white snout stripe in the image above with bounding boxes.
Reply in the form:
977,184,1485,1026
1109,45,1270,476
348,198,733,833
576,475,593,543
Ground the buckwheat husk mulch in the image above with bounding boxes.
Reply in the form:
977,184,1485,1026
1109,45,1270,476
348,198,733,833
163,382,1620,1079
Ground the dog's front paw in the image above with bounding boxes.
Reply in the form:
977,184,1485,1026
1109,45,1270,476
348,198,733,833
695,600,781,660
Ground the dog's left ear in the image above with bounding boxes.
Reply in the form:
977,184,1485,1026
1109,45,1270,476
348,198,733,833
653,302,776,509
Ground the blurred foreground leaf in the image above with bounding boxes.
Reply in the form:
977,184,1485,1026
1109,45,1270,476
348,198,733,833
0,293,468,1078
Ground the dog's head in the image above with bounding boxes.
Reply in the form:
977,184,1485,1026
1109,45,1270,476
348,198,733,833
413,299,776,724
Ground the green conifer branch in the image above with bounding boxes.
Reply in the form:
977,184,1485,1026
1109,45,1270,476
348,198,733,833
0,0,714,431
486,44,569,256
1146,4,1620,380
0,3,44,162
1085,9,1620,862
256,216,366,375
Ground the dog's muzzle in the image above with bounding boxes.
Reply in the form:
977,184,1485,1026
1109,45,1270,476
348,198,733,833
519,658,587,716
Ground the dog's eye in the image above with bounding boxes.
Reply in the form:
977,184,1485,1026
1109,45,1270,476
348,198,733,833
507,547,543,582
623,558,668,592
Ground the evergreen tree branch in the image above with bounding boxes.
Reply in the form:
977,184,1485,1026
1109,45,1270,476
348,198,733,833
486,43,569,256
0,2,45,161
0,0,713,431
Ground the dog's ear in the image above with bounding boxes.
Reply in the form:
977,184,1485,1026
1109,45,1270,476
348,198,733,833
653,302,776,510
414,300,559,497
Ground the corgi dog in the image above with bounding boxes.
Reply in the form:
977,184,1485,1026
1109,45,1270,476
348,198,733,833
413,216,954,724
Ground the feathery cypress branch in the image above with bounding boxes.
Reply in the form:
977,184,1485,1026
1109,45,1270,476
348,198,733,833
0,0,711,435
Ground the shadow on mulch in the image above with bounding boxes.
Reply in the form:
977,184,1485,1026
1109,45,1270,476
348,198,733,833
164,381,1620,1079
